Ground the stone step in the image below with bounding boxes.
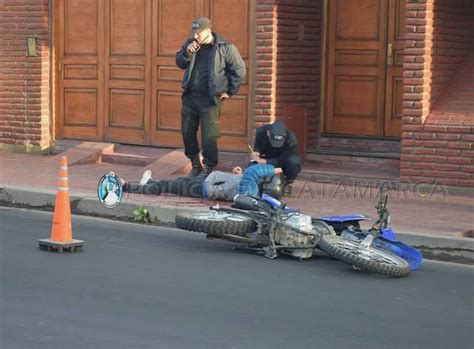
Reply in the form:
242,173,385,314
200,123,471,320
312,148,400,159
299,167,400,187
99,145,192,177
301,151,400,186
100,153,155,167
144,149,191,178
54,142,115,166
50,139,83,155
315,136,401,156
110,144,171,160
306,153,400,171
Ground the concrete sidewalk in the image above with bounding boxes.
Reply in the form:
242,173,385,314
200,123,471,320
1,143,473,264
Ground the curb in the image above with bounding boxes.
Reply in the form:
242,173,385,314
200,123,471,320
0,185,207,225
395,233,474,265
1,185,473,265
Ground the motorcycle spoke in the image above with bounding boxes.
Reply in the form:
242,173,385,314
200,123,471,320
191,212,248,222
332,240,404,266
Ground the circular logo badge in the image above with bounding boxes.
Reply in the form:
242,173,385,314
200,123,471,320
98,172,123,209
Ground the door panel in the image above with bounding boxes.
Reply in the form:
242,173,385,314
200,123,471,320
58,0,103,140
109,89,145,128
64,89,98,126
110,0,146,55
150,0,198,148
326,0,388,136
210,0,251,150
211,0,249,58
336,0,380,40
325,0,403,138
104,0,151,144
157,92,182,130
384,0,405,137
332,76,379,134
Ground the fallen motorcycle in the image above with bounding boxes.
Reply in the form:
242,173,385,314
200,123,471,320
317,192,423,276
175,192,423,278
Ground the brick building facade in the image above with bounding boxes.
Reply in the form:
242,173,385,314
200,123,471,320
400,0,474,187
1,0,473,188
1,0,51,150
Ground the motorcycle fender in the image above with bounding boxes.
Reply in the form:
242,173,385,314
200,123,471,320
375,236,424,271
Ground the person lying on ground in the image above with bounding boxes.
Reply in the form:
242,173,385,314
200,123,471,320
121,164,283,201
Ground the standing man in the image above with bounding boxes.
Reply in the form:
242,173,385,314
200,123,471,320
251,121,302,196
176,17,246,177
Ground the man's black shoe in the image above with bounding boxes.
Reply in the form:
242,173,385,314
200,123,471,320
188,156,204,177
200,165,214,177
282,181,294,197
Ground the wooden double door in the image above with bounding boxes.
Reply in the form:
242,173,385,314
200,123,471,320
56,0,253,151
325,0,406,137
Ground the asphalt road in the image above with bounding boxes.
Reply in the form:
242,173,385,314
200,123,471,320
1,207,473,349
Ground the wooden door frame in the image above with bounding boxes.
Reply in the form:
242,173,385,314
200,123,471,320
384,0,405,138
52,0,61,142
248,0,257,152
320,0,403,139
52,0,58,142
103,0,151,145
319,0,329,137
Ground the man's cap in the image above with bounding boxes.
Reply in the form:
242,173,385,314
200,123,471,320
190,17,212,36
268,121,287,148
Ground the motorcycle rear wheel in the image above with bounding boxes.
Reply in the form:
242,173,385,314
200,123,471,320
175,212,256,237
319,235,410,278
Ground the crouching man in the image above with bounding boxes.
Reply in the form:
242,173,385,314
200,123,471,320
251,121,302,196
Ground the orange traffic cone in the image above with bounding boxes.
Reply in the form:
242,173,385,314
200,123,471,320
38,156,84,253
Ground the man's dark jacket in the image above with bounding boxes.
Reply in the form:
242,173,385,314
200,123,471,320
254,125,300,166
176,33,246,99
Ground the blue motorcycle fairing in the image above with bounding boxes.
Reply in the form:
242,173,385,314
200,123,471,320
261,195,370,218
380,227,396,241
261,193,298,213
318,214,369,223
261,193,281,208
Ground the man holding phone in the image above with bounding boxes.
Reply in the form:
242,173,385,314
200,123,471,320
176,17,246,177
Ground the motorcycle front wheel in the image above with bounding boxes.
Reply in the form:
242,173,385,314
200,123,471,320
319,235,410,278
175,212,256,237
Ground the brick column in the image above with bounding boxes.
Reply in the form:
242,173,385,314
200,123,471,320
255,0,322,147
0,0,51,152
402,0,434,124
255,0,278,127
401,0,474,188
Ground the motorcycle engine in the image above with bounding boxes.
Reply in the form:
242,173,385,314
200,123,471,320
273,213,317,259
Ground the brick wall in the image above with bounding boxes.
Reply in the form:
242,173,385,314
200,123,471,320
0,0,51,151
255,0,321,147
401,0,474,187
255,1,277,127
429,0,474,108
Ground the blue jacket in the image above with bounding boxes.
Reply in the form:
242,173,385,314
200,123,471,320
238,164,275,196
175,33,246,99
203,164,275,200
